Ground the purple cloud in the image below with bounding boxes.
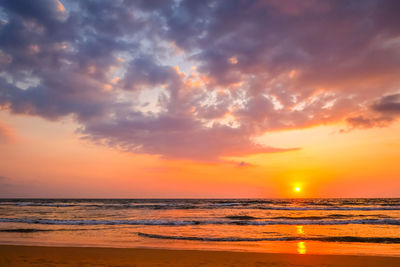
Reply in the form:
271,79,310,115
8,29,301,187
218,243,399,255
0,0,400,160
373,94,400,114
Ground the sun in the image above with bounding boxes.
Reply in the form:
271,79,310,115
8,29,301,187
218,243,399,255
294,186,301,192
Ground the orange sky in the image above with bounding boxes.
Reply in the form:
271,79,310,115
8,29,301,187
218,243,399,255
1,110,399,198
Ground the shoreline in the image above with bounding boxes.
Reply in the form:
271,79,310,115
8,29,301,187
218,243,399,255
1,245,400,266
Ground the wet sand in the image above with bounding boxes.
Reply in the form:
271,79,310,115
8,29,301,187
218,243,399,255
0,245,399,266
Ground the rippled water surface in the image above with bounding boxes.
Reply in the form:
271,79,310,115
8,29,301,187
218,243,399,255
0,199,399,256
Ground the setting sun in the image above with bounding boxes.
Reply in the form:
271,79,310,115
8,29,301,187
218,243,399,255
294,187,301,192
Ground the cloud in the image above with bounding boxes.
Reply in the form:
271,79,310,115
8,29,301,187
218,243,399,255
345,115,393,130
0,0,400,160
237,161,254,168
344,93,400,130
81,114,297,161
373,94,400,114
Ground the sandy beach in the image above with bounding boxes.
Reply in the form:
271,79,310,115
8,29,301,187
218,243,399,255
0,245,399,267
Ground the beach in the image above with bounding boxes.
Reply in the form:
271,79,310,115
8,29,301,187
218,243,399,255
1,245,399,266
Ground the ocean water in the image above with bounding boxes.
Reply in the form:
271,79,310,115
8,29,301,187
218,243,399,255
0,198,399,256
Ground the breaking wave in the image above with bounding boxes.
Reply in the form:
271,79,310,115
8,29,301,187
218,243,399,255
1,218,399,226
137,232,400,244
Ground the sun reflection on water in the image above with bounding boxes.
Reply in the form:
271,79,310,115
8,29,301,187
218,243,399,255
296,225,304,235
296,225,306,254
297,241,307,254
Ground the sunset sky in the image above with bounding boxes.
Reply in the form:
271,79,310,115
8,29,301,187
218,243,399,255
0,0,399,198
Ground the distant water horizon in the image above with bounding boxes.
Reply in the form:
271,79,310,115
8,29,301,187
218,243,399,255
0,198,399,256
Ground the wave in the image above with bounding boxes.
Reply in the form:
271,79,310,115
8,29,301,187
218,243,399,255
0,227,111,232
223,214,374,221
271,214,391,220
1,218,399,226
0,202,78,207
0,202,200,210
224,215,258,220
0,228,53,233
1,202,399,211
0,218,202,226
228,219,400,226
253,206,400,211
137,232,400,244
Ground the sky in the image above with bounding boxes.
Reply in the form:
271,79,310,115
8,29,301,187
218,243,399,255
0,0,399,198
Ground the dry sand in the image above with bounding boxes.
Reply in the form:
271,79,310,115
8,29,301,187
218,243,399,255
0,245,399,266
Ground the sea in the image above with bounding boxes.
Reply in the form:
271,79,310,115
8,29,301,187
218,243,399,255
0,198,399,256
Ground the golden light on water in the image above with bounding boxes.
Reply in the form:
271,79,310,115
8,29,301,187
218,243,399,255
297,241,307,254
296,226,304,235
